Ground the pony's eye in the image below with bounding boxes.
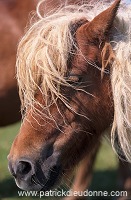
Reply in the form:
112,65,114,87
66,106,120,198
67,74,82,86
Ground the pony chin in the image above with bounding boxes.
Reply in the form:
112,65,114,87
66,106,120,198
15,178,43,191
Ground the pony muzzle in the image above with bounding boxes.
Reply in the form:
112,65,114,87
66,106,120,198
8,151,62,191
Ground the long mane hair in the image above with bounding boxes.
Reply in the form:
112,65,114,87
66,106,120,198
16,0,131,161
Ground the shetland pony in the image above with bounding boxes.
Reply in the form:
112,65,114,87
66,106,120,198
0,0,37,126
8,0,131,199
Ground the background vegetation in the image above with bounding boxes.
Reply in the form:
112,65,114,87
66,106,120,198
0,122,119,200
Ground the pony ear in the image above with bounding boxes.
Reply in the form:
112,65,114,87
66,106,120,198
84,0,121,42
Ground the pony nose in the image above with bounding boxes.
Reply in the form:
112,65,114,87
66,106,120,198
9,159,34,181
17,161,32,178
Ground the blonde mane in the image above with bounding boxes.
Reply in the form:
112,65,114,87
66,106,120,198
111,5,131,161
16,1,131,161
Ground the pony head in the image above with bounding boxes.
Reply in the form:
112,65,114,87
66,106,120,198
8,0,130,191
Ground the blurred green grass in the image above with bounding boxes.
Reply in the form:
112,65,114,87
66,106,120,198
0,122,118,200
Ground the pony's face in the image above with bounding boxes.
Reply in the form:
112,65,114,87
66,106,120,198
8,0,120,192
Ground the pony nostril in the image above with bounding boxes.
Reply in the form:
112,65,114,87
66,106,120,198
17,161,32,176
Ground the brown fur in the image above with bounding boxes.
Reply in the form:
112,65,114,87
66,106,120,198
0,0,37,126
